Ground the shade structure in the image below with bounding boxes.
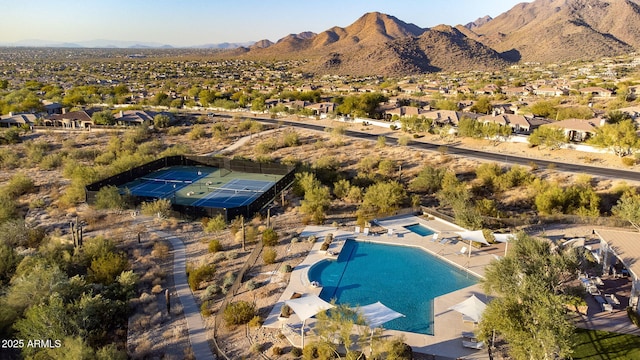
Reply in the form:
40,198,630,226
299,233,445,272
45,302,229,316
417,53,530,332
357,301,405,328
493,233,515,256
456,230,491,246
356,301,405,355
448,295,487,323
285,294,334,348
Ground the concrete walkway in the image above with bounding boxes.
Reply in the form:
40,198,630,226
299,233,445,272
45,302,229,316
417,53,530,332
155,229,216,360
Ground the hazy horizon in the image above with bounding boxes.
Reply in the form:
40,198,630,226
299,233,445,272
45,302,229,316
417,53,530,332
0,0,529,47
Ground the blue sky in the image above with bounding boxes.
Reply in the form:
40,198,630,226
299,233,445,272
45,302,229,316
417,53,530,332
0,0,529,46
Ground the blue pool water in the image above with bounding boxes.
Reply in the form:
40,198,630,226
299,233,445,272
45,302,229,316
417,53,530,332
404,223,435,237
308,240,477,335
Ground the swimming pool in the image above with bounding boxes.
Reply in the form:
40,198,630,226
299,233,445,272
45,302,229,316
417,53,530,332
308,240,477,335
404,223,435,237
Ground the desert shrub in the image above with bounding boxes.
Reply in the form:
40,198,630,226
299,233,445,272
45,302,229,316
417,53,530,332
272,346,283,356
0,148,20,169
221,271,236,293
248,315,263,328
223,301,256,326
308,235,317,243
208,239,223,253
94,185,126,210
88,251,129,285
151,242,170,259
201,300,211,317
245,280,257,291
187,264,216,291
333,179,351,199
39,153,65,170
203,284,221,299
188,125,206,140
397,135,411,146
3,172,35,198
224,251,238,260
291,347,303,357
282,129,300,147
280,264,293,273
262,228,278,246
622,157,636,166
262,247,277,264
203,214,226,233
140,198,172,217
255,138,279,154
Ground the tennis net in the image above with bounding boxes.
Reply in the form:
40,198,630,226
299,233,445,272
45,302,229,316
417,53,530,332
207,186,263,194
140,177,192,185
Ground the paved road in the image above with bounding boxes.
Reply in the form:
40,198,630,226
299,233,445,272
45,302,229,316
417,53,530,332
155,228,216,360
227,114,640,181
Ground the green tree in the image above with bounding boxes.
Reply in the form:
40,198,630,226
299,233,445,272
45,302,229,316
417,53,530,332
91,110,116,126
612,190,640,230
589,119,640,157
409,165,446,193
204,214,226,233
528,126,566,150
358,181,406,221
262,228,279,246
301,184,331,224
153,113,171,128
88,252,129,285
479,233,578,360
470,96,492,114
94,185,126,210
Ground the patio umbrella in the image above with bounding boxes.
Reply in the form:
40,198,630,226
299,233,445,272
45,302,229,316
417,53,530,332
285,294,334,348
448,295,487,323
356,301,405,354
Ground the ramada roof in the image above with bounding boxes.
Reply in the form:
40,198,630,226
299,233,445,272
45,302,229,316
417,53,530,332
595,229,640,280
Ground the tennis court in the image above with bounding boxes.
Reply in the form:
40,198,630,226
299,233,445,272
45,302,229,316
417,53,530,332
190,178,275,208
121,165,281,209
124,166,217,198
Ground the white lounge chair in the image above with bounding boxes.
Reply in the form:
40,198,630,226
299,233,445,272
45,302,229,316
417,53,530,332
431,233,439,242
354,226,360,234
456,246,468,256
363,227,370,236
387,228,394,236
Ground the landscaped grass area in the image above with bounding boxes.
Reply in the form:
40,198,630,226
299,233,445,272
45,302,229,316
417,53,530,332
572,328,640,359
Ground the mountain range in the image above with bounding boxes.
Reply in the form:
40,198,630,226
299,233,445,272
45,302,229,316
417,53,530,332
232,0,640,75
5,0,640,75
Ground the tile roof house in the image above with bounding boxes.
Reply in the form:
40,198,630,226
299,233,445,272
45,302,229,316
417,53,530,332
533,87,567,97
45,110,93,129
477,113,533,133
304,102,336,115
114,110,155,126
579,87,613,97
0,112,37,128
421,110,473,126
384,106,426,119
543,118,601,142
595,229,640,315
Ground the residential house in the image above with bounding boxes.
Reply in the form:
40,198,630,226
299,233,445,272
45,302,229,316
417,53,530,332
282,100,311,112
384,106,425,120
477,113,533,133
0,112,37,128
533,87,566,97
579,87,613,98
114,110,155,126
45,110,93,129
543,118,600,142
304,102,337,115
42,100,63,116
421,110,472,126
594,229,640,315
502,86,531,97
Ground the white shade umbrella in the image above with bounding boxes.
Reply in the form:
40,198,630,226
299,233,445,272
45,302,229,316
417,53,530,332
456,230,491,258
493,233,515,256
286,294,334,347
356,302,405,354
449,295,487,323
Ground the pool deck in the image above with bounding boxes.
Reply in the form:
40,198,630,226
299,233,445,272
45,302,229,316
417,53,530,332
263,214,506,359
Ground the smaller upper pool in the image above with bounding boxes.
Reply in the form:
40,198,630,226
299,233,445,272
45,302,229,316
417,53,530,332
404,223,435,237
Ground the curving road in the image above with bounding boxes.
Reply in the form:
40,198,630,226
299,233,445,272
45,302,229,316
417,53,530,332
238,115,640,182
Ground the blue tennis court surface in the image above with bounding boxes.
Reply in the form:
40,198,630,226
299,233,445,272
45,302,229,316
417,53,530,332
191,179,274,208
125,167,213,198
